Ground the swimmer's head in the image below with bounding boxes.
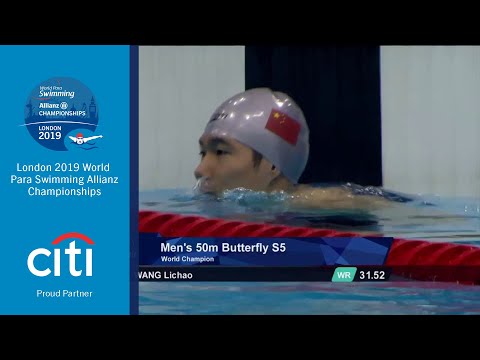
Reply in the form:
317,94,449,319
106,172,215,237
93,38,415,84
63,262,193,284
201,87,310,184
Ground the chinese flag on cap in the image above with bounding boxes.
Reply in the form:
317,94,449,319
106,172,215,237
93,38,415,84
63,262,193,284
265,109,301,146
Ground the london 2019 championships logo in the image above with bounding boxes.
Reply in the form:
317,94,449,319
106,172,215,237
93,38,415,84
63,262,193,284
23,77,103,151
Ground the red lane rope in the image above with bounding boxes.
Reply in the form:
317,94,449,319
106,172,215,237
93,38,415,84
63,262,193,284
139,210,480,285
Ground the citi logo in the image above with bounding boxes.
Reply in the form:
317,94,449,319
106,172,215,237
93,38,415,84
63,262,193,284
27,232,94,277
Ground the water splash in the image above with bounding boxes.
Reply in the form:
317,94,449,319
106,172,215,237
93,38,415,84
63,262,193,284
221,188,291,206
192,178,202,196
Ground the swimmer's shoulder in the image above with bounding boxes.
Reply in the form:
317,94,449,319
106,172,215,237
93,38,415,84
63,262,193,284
290,184,394,210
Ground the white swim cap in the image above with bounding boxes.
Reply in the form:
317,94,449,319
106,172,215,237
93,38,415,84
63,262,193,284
202,88,310,183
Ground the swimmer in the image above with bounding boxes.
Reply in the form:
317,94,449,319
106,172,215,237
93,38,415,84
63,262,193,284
194,87,393,211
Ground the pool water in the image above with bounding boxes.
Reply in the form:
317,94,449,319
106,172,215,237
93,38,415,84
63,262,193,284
138,186,480,315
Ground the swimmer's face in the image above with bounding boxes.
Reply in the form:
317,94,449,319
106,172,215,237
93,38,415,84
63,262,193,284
194,134,276,195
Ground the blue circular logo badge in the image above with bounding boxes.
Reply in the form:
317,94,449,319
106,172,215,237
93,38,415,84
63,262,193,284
24,77,101,151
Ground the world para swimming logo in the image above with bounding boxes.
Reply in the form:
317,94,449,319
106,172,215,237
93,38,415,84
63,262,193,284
23,77,103,151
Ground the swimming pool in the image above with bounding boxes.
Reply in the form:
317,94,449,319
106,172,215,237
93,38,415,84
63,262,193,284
138,186,480,315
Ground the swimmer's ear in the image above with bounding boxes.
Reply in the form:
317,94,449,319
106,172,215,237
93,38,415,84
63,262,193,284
271,165,281,178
